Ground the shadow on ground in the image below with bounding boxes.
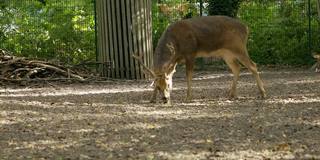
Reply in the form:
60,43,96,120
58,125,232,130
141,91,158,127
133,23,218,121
0,68,320,159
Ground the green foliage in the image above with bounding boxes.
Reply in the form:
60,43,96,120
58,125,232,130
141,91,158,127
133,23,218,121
152,0,170,48
152,0,319,65
248,26,312,65
208,0,242,17
0,0,95,64
152,0,198,48
1,0,319,66
239,0,317,65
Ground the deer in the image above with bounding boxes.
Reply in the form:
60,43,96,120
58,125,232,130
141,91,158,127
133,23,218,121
312,52,320,72
133,16,266,105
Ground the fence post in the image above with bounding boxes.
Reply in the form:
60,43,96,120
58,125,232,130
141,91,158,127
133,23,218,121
198,0,205,69
95,0,153,79
308,0,312,54
199,0,203,16
94,0,98,69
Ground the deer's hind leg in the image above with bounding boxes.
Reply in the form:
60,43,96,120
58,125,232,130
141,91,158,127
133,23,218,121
236,52,266,98
150,86,158,103
185,59,195,101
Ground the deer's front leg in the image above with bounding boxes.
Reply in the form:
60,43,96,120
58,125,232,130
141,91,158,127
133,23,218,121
186,60,194,102
150,87,158,103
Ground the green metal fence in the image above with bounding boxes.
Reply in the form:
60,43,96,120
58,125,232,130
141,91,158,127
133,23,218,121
0,0,96,64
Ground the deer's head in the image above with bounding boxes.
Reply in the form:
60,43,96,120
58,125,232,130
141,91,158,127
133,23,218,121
133,43,177,104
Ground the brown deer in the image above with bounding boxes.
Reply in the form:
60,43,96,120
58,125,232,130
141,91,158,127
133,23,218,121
312,52,320,72
133,16,266,104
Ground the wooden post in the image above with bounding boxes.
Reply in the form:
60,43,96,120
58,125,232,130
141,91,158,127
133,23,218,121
95,0,153,79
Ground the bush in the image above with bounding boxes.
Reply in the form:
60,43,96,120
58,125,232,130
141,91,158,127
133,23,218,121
207,0,242,17
0,0,95,64
240,1,316,65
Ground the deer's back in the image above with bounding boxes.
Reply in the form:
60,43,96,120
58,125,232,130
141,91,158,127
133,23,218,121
168,16,249,57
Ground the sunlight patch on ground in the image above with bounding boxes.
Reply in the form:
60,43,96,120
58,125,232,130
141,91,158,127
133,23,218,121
192,72,268,81
176,98,253,107
0,110,43,126
88,102,129,108
174,98,241,106
70,128,94,133
0,110,39,116
214,149,295,160
266,97,320,105
0,119,16,125
155,149,297,160
156,150,210,160
133,109,186,116
0,88,45,93
178,101,208,106
0,87,152,97
123,122,165,130
284,79,320,85
0,99,129,109
7,139,80,151
131,107,239,120
0,99,77,109
303,119,320,127
193,73,230,80
8,140,58,150
260,70,311,75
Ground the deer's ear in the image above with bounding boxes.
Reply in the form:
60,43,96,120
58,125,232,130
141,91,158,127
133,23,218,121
150,81,155,87
166,42,175,55
164,72,170,80
313,54,320,59
169,63,177,73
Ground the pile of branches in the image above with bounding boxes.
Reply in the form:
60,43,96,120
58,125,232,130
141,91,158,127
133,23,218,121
0,49,88,84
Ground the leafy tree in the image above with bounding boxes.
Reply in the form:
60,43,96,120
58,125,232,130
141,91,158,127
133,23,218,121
239,0,316,65
0,0,95,64
208,0,242,17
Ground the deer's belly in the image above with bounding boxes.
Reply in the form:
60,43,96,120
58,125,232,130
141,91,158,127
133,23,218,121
196,49,231,58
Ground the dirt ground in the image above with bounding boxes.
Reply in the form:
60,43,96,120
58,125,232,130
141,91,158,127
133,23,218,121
0,67,320,160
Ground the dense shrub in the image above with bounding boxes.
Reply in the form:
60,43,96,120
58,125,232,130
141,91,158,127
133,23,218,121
239,0,318,65
1,0,319,66
152,0,197,48
0,0,95,64
207,0,242,17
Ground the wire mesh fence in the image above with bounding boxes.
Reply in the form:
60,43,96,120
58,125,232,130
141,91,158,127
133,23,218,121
152,0,320,65
152,0,202,48
1,0,319,69
0,0,96,64
238,0,320,65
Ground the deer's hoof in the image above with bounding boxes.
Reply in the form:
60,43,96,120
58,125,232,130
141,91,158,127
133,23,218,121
150,99,156,103
184,98,192,103
164,101,172,106
228,93,238,100
259,93,267,99
161,97,172,105
184,95,193,102
162,100,172,106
